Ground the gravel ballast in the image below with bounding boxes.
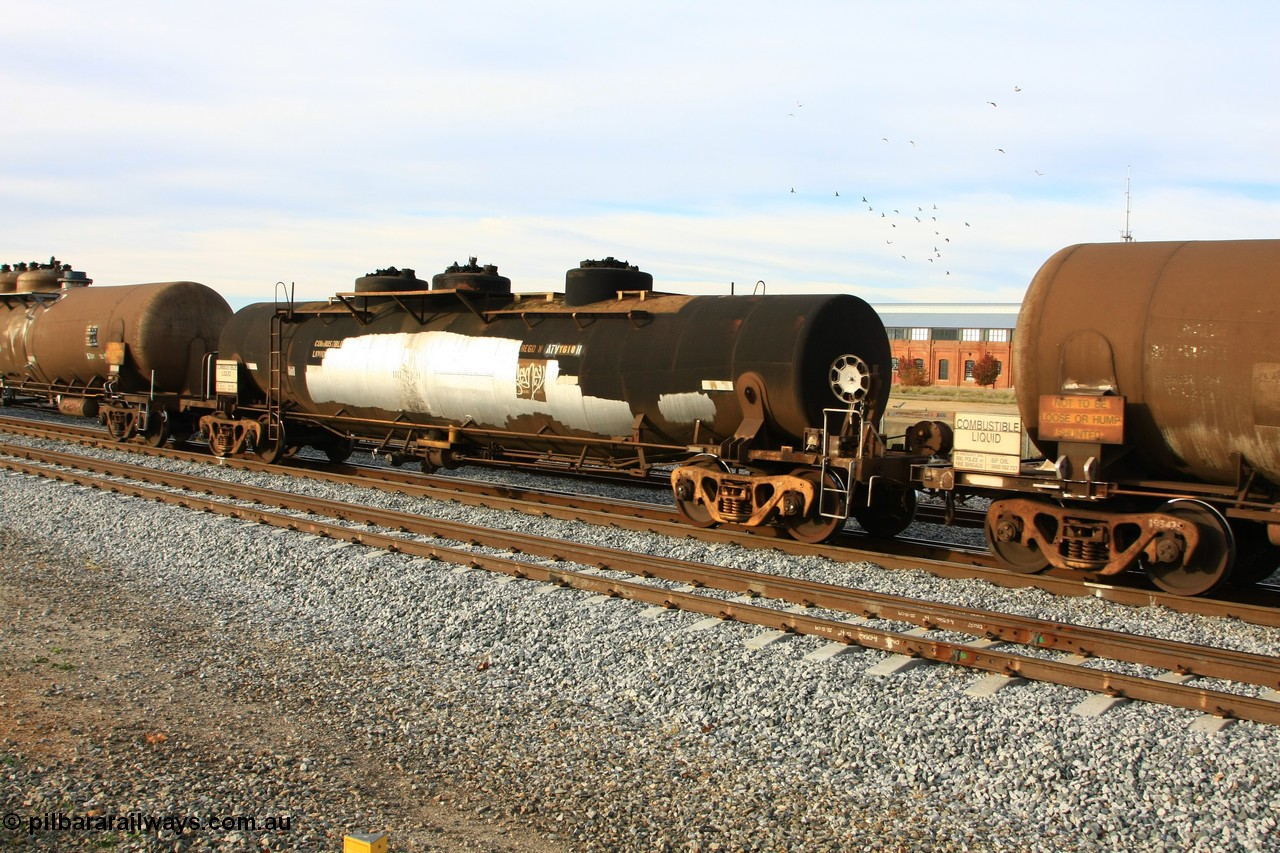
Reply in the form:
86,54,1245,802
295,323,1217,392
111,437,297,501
2,439,1280,852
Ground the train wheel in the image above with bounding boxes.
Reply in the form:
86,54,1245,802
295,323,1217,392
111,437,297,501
142,410,170,447
673,460,721,529
1229,521,1280,585
782,469,844,544
853,482,918,538
256,416,288,464
1140,499,1235,596
984,505,1050,573
322,436,355,464
167,414,197,447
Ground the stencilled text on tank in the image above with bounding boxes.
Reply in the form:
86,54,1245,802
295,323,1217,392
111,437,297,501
1151,322,1226,401
520,342,584,357
1173,321,1224,360
310,340,344,360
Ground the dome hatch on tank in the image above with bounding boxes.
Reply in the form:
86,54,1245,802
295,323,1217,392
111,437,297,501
565,257,653,306
15,257,71,293
353,266,430,293
431,257,512,294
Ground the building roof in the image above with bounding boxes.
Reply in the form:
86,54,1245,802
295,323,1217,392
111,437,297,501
871,303,1020,330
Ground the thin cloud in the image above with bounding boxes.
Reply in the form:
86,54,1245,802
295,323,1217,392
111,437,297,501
2,3,1277,307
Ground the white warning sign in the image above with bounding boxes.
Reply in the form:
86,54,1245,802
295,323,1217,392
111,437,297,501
952,412,1022,474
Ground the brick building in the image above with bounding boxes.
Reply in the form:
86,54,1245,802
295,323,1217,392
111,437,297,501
871,303,1020,390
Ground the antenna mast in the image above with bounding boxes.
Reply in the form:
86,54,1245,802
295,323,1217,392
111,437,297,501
1121,166,1134,242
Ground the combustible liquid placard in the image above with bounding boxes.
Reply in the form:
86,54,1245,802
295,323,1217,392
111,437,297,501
952,412,1023,474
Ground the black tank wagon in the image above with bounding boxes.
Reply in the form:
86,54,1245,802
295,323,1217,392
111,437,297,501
209,258,929,542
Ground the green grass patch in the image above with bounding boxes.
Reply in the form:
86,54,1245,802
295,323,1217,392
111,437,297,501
889,386,1017,404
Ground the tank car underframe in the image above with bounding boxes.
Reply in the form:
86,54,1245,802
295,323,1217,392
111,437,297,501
670,452,924,544
671,463,819,529
0,376,109,409
198,412,265,459
204,402,699,473
980,496,1202,576
101,396,183,448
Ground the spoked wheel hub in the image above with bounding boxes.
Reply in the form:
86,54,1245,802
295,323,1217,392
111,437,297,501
828,354,872,406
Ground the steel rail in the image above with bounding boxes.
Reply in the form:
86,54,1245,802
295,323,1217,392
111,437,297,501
5,446,1280,723
3,416,1280,627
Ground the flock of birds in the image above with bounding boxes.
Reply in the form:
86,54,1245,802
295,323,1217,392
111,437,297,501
785,85,1042,277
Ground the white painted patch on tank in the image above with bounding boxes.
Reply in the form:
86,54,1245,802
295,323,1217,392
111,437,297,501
658,391,717,424
305,331,636,435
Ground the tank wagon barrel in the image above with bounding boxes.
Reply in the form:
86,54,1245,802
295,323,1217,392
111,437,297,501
0,260,230,433
218,265,891,458
919,239,1280,596
1017,239,1280,485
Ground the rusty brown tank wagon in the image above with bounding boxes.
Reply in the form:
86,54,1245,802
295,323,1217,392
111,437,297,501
209,258,932,542
918,239,1280,595
0,258,230,438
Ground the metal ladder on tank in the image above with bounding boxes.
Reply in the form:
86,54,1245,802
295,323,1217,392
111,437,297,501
817,404,865,519
267,281,294,446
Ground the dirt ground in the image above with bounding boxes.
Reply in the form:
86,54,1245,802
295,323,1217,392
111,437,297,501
0,533,563,852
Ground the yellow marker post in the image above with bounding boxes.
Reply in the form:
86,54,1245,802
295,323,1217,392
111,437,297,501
343,832,388,853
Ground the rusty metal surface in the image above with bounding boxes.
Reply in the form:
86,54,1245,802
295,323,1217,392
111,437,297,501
985,496,1201,574
14,258,63,292
1017,240,1280,485
0,281,230,395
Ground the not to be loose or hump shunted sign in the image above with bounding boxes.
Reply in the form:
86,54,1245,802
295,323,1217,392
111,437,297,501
1037,394,1125,444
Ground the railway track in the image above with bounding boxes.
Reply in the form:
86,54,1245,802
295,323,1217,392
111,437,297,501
5,438,1280,726
2,411,1278,625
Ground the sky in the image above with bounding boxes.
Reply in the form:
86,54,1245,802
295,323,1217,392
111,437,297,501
4,2,1278,310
